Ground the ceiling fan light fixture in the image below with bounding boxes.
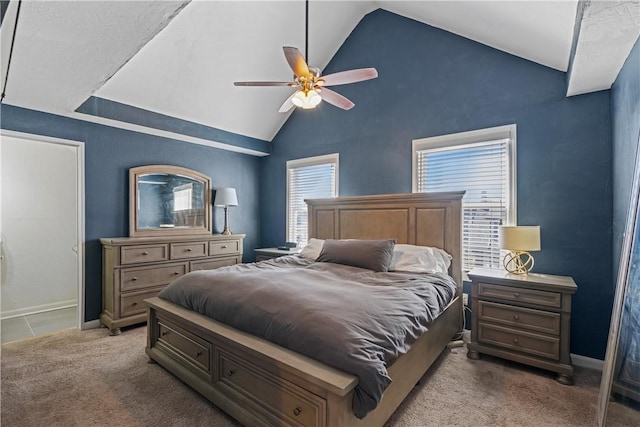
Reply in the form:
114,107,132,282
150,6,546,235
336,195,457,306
292,89,322,109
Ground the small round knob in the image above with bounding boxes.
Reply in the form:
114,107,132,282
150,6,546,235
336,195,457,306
221,245,228,249
513,338,519,344
293,407,302,416
161,331,169,337
227,369,235,377
132,302,138,306
513,292,520,298
174,272,180,275
187,248,192,252
513,315,519,321
195,351,202,357
142,251,149,255
132,277,138,281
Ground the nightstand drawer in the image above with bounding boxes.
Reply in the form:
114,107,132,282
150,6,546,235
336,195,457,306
478,322,560,360
478,283,561,308
478,301,561,335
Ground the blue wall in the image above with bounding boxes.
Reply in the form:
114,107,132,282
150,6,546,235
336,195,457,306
0,104,262,322
261,10,613,359
612,37,640,281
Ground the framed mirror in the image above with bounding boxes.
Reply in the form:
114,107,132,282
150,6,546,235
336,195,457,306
597,134,640,425
129,165,211,237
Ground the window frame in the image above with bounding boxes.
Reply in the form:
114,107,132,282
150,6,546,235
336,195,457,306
286,153,339,245
412,124,517,272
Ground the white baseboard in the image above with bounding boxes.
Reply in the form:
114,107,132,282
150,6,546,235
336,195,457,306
571,353,604,371
81,319,102,330
1,300,77,320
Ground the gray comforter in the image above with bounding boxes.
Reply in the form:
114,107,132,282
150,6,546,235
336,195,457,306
158,256,456,418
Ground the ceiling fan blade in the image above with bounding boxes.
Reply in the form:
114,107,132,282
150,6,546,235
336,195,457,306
320,88,355,110
319,68,378,86
234,81,295,87
278,92,296,113
283,46,310,78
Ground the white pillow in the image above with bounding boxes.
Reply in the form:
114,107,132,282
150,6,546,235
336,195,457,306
299,238,325,260
389,244,452,274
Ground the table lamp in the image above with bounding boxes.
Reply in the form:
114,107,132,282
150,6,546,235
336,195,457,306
214,188,238,235
499,225,541,274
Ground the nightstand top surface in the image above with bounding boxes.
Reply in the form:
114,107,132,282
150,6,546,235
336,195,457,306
468,268,577,291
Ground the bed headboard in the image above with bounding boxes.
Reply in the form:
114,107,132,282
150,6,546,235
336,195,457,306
306,192,464,290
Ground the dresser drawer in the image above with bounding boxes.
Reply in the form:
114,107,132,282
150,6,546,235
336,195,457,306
210,240,240,256
478,301,560,335
170,241,208,260
478,283,561,308
120,289,159,317
190,256,239,271
478,322,560,360
120,263,187,292
216,349,326,427
157,320,212,377
120,244,168,265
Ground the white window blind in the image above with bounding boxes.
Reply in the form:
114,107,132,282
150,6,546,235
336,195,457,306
413,126,516,273
173,183,193,211
287,154,338,247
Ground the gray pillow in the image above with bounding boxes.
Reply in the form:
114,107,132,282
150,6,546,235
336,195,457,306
316,239,396,272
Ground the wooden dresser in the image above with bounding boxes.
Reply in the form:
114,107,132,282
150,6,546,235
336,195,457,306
467,268,577,384
101,234,244,335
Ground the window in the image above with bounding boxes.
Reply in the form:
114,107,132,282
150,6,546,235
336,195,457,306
287,154,339,247
173,183,193,211
413,125,516,273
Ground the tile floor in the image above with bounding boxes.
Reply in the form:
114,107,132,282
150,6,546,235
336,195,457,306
1,306,78,344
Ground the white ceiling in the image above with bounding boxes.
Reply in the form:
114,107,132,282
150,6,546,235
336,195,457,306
1,1,638,145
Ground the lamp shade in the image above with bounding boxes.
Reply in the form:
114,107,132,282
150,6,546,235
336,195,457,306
499,226,541,251
214,188,238,207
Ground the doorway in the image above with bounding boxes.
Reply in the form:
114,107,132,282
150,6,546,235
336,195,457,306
0,130,84,343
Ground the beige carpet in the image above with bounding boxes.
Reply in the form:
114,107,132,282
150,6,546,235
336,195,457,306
1,326,639,427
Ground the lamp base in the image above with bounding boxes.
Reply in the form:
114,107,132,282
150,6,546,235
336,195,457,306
503,251,534,275
221,228,232,235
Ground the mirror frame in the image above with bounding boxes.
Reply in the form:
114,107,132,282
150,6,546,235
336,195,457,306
129,165,212,237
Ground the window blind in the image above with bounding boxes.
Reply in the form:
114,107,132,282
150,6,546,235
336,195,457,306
417,139,510,271
287,161,336,246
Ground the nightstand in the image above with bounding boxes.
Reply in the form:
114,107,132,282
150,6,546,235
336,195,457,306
467,268,577,385
254,247,301,262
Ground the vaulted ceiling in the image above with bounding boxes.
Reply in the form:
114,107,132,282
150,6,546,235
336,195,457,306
1,1,638,154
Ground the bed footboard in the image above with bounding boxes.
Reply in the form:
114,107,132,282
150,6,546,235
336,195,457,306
145,296,460,427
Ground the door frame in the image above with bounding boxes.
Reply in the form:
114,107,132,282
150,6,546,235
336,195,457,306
0,129,86,329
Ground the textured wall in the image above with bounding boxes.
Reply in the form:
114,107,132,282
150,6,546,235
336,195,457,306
261,9,613,359
0,104,261,322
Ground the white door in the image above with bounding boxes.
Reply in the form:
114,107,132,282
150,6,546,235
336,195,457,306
0,131,84,341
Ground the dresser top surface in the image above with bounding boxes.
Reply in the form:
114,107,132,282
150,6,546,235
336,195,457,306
101,234,245,245
468,268,577,292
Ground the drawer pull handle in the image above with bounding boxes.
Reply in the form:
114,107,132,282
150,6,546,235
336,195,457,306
132,277,138,281
161,331,169,337
195,351,202,357
187,248,192,252
142,251,149,255
293,407,302,416
513,315,519,321
513,338,519,344
513,292,520,298
221,245,228,249
227,369,235,377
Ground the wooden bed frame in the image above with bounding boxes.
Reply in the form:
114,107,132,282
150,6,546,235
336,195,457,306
145,192,464,427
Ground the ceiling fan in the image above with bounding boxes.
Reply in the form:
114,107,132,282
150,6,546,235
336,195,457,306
233,1,378,112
